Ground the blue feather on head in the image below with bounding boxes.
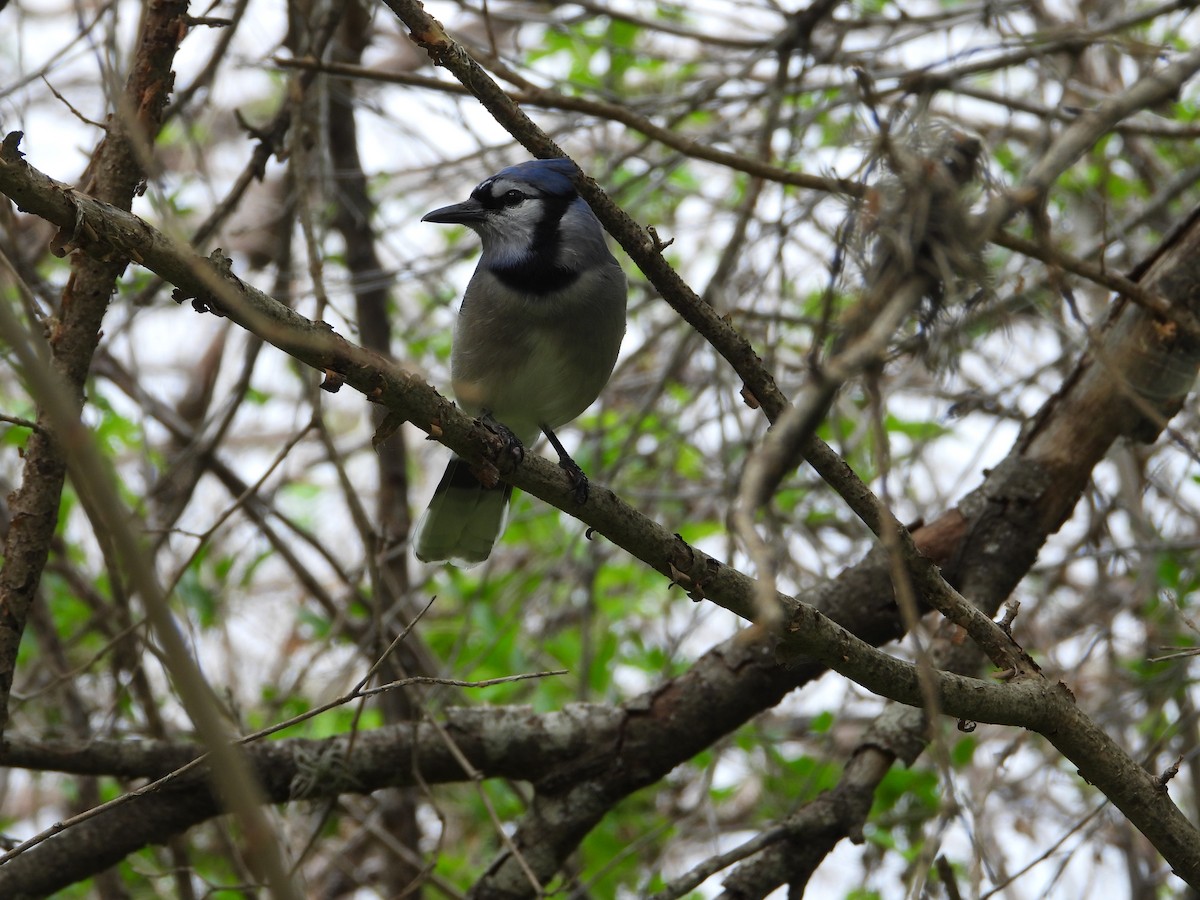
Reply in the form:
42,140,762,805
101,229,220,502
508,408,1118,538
496,158,578,196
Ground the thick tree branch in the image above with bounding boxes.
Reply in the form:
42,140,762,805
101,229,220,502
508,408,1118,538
0,635,1086,896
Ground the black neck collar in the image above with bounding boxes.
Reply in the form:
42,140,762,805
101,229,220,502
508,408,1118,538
487,193,579,294
487,261,581,294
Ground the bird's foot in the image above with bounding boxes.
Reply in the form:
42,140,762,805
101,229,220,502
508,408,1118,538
480,412,524,473
542,425,589,504
559,457,590,504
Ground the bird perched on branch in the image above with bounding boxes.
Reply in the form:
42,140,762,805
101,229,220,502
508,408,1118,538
414,158,627,565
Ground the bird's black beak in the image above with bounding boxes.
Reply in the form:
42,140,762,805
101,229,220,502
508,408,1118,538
422,198,487,225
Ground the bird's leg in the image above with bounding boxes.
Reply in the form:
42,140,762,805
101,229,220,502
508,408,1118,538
542,425,589,504
479,410,524,473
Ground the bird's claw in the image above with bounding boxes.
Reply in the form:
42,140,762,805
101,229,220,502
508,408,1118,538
541,424,591,504
559,457,589,504
481,414,524,472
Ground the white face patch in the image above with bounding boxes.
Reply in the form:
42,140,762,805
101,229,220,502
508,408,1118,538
466,175,554,267
479,203,548,265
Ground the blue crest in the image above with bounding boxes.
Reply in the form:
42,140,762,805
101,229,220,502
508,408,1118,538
495,158,578,197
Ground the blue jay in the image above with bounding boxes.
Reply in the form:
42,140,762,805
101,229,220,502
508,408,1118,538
414,159,627,565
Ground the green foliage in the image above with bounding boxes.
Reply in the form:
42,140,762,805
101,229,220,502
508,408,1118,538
1155,551,1200,609
573,786,672,895
530,15,685,96
810,710,835,733
33,879,95,900
818,407,864,447
950,736,976,768
883,413,950,442
86,392,145,458
769,753,842,810
529,20,620,92
255,687,314,736
989,142,1022,179
276,481,323,528
295,605,333,640
1176,97,1200,123
1056,137,1150,209
117,837,241,896
177,546,220,629
871,765,939,822
157,115,210,149
430,844,479,892
0,407,36,449
421,503,691,712
252,685,385,740
603,18,642,87
429,782,534,889
611,158,701,237
243,386,272,405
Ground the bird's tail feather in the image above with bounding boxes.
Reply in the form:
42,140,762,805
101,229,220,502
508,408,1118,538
413,457,513,566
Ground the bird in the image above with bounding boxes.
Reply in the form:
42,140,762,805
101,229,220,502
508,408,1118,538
413,158,627,565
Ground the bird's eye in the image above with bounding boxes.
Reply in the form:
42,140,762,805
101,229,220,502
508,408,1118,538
502,190,525,205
